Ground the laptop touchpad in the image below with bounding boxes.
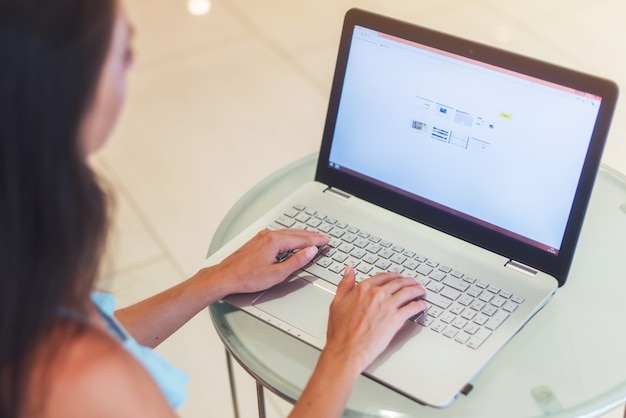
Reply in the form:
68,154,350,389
253,275,334,339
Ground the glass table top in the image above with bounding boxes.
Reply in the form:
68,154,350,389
209,153,626,417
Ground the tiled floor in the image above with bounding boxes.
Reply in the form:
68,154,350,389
93,0,626,417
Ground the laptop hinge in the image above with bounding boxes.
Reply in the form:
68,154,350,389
505,260,538,277
323,187,351,201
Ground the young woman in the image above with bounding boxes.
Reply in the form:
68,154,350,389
0,0,427,416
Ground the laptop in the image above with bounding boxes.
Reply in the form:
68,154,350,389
203,8,618,408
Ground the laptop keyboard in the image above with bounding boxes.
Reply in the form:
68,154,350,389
269,204,526,350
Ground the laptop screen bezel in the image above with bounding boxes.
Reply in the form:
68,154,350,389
315,8,618,287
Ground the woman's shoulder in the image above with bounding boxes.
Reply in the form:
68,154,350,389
26,324,176,418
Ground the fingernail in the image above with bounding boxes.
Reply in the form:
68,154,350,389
304,246,319,259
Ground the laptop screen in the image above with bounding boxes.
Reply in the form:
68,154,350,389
326,25,603,256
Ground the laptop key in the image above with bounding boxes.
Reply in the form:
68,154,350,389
511,295,525,304
439,265,452,273
443,327,458,339
418,315,434,327
426,282,444,293
354,238,370,248
455,332,471,344
328,237,342,248
366,242,382,254
342,233,357,243
316,257,333,268
467,329,492,349
491,296,506,308
318,223,333,233
295,213,310,223
427,306,443,318
424,292,452,310
356,264,373,274
275,216,296,228
403,259,419,270
329,227,345,238
467,287,482,298
306,218,322,228
378,248,394,259
351,248,367,259
431,321,446,333
502,301,518,313
467,336,486,349
461,310,477,321
416,264,433,276
443,276,470,292
284,208,300,218
329,263,344,275
338,242,354,254
375,259,392,270
485,311,510,331
440,287,461,301
303,263,342,286
363,254,378,264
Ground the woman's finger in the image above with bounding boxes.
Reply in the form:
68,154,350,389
334,265,356,302
278,246,320,273
271,229,329,253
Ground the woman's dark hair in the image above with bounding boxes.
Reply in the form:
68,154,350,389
0,0,115,416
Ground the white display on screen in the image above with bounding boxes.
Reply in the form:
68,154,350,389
328,26,602,253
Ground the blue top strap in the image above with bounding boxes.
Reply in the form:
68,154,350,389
90,292,190,408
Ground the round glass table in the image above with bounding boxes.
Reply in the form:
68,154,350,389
209,153,626,418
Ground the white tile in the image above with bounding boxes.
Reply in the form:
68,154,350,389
483,0,596,21
407,2,583,70
97,257,184,306
220,0,462,56
266,391,293,418
528,1,625,86
293,45,338,96
514,0,626,174
125,0,248,73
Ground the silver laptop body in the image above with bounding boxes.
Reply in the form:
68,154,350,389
203,9,618,407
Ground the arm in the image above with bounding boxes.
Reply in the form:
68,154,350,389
115,229,329,348
289,266,427,418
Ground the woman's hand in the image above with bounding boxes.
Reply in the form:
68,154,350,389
325,266,427,372
117,229,328,348
209,228,330,296
288,266,427,418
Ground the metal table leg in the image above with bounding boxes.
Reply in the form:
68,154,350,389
256,381,267,418
226,350,240,418
226,349,267,418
